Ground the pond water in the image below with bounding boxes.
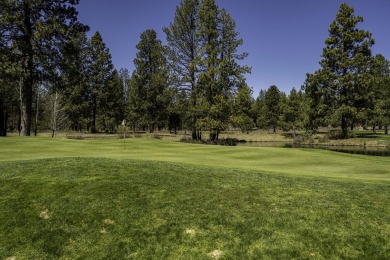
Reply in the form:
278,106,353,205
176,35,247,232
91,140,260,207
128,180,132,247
236,141,390,157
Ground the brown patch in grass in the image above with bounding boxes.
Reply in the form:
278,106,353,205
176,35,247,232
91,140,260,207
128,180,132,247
39,209,50,219
103,219,115,225
209,249,223,259
185,228,196,236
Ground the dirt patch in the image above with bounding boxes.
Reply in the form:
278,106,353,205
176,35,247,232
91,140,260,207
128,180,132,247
185,228,196,236
39,209,50,220
209,249,223,259
103,219,115,225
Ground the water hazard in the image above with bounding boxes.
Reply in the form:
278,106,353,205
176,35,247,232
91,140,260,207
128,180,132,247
236,141,390,157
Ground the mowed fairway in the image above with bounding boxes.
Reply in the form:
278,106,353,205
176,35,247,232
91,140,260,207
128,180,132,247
1,137,390,259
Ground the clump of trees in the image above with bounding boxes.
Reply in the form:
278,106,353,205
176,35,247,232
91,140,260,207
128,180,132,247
304,3,390,138
1,2,389,139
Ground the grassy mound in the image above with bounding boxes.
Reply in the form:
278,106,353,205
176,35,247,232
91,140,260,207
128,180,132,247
1,157,390,259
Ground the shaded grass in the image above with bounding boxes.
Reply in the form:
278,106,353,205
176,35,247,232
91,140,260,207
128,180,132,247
1,157,390,259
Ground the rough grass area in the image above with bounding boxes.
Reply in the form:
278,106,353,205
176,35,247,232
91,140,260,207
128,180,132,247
1,158,390,259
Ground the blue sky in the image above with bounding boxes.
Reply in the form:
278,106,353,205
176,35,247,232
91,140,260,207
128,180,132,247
77,0,390,96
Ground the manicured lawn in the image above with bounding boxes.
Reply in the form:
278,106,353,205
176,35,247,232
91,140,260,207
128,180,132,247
1,136,390,181
0,137,390,258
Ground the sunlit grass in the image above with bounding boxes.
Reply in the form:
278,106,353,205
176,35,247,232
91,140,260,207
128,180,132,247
0,137,390,258
1,136,390,181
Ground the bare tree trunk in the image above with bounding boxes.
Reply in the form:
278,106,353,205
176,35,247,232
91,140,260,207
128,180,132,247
91,96,97,133
20,2,34,136
34,88,39,136
52,91,58,138
0,99,6,136
341,116,348,138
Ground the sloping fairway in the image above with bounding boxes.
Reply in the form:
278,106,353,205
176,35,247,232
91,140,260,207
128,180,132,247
1,137,390,258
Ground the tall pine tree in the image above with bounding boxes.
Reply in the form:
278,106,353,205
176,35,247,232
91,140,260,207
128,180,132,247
89,31,114,133
131,29,170,132
304,3,374,138
164,0,201,139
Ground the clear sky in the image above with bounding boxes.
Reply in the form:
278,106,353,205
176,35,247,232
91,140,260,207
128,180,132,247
77,0,390,96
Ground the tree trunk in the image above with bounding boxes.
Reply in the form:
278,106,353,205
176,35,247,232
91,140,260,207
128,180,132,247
20,75,33,136
0,99,7,136
91,96,97,133
372,124,376,134
20,2,34,136
52,91,58,138
385,126,388,135
210,132,216,141
34,89,39,136
341,116,348,139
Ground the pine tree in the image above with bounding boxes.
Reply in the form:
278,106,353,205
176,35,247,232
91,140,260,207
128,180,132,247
304,3,374,138
165,0,249,140
164,0,201,139
264,85,281,133
282,88,307,138
197,0,250,140
105,70,126,132
231,82,254,133
0,0,85,136
61,31,91,132
131,29,170,132
89,31,114,133
368,55,390,133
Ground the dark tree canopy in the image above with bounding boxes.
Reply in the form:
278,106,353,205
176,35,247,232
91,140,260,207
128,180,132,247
0,0,86,136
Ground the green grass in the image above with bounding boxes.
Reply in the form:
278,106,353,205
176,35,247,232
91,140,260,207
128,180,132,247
1,137,390,259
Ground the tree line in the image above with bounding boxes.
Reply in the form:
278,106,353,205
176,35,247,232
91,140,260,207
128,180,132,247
1,1,389,139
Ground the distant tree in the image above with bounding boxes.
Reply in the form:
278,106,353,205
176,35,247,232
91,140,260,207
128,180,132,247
264,85,282,133
89,31,114,133
131,29,170,132
231,82,255,133
253,89,266,129
0,0,85,136
281,87,306,138
304,3,374,138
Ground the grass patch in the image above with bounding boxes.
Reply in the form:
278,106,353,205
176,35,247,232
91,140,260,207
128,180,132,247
1,137,390,258
1,158,390,259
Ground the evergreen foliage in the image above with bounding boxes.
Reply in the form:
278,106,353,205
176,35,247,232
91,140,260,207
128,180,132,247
304,3,375,138
130,29,170,132
0,0,85,136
